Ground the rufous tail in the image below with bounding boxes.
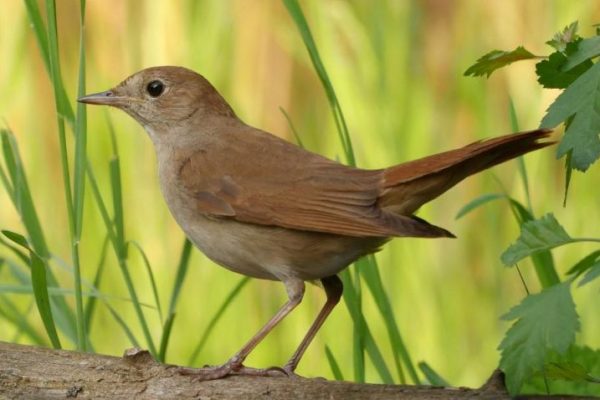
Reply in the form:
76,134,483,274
378,129,553,215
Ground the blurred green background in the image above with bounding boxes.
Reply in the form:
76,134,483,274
1,0,599,388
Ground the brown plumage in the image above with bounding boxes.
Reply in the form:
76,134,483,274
79,66,553,380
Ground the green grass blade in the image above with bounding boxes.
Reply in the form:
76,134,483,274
84,235,109,330
364,327,394,383
324,345,344,380
509,99,533,213
69,0,89,351
43,0,75,123
0,132,78,343
159,239,193,362
279,107,304,148
0,234,30,266
100,114,158,352
167,239,193,318
187,277,250,365
340,272,365,381
340,272,394,383
1,130,50,258
0,154,14,201
281,2,402,383
418,361,449,386
158,313,176,362
455,193,506,220
0,296,48,346
44,0,86,350
106,305,141,349
74,9,87,240
86,163,157,355
23,0,51,78
109,157,126,258
130,241,162,321
361,255,418,383
282,0,355,166
114,257,156,354
3,232,61,348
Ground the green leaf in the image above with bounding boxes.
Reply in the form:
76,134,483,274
563,36,600,71
540,60,600,171
547,21,579,52
536,42,593,89
499,282,580,394
522,346,600,395
455,193,561,288
501,214,571,266
579,262,600,286
563,149,573,206
2,230,29,249
566,250,600,276
545,361,594,382
455,193,505,219
464,46,538,78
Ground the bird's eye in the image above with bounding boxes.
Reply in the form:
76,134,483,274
146,80,165,97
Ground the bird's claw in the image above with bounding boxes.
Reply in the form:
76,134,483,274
177,363,235,381
177,362,293,381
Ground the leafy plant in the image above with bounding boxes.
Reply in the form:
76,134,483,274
464,21,600,396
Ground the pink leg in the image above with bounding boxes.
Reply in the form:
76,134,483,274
179,278,305,380
283,275,343,375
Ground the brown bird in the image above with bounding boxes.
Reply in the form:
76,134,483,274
79,66,552,380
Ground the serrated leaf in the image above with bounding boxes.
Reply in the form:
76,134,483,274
563,36,600,71
499,282,580,394
540,60,600,171
579,262,600,286
547,22,579,52
464,46,537,78
545,361,591,381
522,345,600,394
501,214,571,266
536,42,593,89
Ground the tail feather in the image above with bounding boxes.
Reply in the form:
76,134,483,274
378,129,554,214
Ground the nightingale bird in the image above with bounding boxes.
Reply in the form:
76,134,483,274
79,66,552,380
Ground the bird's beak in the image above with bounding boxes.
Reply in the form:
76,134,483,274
78,90,127,107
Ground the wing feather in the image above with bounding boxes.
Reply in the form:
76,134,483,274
176,129,451,238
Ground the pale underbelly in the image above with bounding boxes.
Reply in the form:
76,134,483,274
178,213,386,282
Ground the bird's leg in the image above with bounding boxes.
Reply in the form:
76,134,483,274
282,275,343,376
178,278,305,380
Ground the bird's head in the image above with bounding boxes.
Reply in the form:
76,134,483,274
79,66,235,142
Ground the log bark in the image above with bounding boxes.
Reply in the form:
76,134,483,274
0,341,585,399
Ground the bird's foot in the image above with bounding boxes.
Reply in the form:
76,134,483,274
177,358,292,381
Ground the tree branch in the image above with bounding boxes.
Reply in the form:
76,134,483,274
0,341,582,399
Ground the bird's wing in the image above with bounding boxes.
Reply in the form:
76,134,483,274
176,130,452,238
